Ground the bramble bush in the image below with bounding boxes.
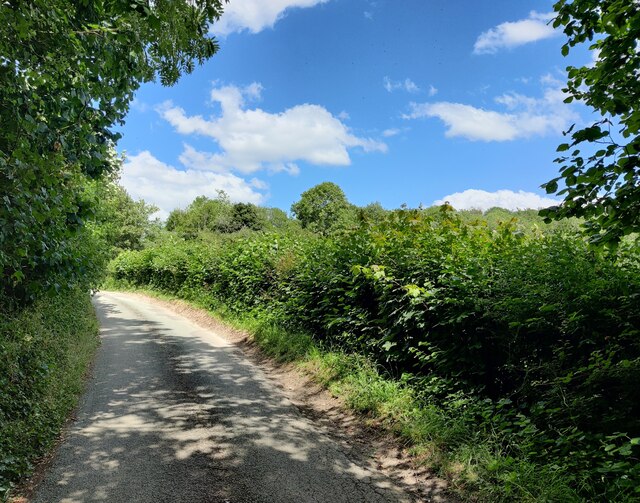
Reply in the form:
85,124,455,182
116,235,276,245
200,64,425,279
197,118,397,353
109,208,640,500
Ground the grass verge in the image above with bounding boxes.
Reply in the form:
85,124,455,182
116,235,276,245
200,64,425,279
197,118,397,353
0,289,100,501
106,282,583,502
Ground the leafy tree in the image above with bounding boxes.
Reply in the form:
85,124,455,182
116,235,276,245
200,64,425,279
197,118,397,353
356,202,388,224
165,209,188,233
228,203,264,232
291,182,353,235
541,0,640,244
258,207,298,231
0,0,225,301
89,173,159,255
166,195,272,236
165,193,235,237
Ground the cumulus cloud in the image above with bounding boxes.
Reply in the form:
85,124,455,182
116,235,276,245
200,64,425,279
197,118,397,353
383,76,420,93
213,0,329,36
158,83,386,174
382,128,401,137
474,11,558,54
433,189,559,211
120,151,266,219
404,78,577,142
406,102,520,141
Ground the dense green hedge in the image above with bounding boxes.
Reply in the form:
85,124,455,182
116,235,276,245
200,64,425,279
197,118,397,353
110,208,640,500
0,289,99,495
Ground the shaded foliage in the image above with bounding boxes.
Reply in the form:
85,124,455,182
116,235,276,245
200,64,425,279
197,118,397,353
228,202,263,232
0,0,225,303
0,288,99,491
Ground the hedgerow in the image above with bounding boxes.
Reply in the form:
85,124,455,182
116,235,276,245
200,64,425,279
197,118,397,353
0,289,99,497
109,207,640,501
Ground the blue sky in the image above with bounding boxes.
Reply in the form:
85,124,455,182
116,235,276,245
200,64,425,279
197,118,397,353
117,0,595,218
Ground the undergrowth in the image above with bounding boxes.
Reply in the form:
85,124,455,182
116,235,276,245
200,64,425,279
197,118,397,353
0,289,99,499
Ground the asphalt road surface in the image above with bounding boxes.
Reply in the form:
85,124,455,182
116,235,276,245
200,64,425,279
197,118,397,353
32,291,418,503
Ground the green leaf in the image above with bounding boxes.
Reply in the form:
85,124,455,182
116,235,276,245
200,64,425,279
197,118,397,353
544,180,559,194
381,341,397,352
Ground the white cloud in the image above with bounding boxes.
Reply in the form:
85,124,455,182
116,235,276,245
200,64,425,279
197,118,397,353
158,83,386,174
404,78,576,142
406,102,520,141
382,128,401,137
428,85,438,97
433,189,559,211
241,81,264,100
337,110,350,120
250,178,269,190
383,76,420,93
474,11,558,54
270,163,301,175
213,0,329,36
121,151,266,219
540,73,563,87
130,98,149,113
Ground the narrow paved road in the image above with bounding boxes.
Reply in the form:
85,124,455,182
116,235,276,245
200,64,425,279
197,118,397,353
33,292,418,503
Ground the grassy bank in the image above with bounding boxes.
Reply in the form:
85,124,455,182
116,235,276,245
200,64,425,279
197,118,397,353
106,283,582,502
0,289,100,499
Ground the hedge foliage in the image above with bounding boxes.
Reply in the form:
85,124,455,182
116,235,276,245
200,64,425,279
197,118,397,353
110,207,640,500
0,288,99,495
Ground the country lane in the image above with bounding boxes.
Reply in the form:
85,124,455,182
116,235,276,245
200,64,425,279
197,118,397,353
32,291,421,503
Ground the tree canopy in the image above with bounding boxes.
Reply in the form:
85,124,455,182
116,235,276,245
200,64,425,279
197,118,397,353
0,0,225,301
291,182,354,235
541,0,640,244
165,193,284,237
89,172,160,255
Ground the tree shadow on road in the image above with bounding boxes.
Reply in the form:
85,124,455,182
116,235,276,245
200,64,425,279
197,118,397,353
32,294,450,503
